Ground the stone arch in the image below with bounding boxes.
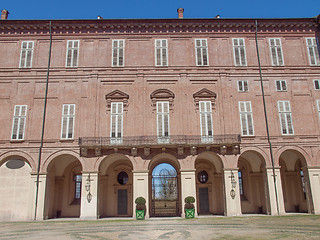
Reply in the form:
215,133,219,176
240,146,269,166
148,152,181,172
275,146,311,167
195,151,224,215
0,150,36,171
237,150,268,214
42,150,84,172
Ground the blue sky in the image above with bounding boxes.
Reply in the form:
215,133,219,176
2,0,320,20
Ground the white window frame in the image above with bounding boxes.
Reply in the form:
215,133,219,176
155,39,168,67
314,80,320,90
269,38,284,66
61,104,76,139
195,39,209,66
11,105,27,140
19,41,34,68
157,101,170,144
317,100,320,121
110,102,123,144
277,101,294,135
239,101,254,136
232,38,247,66
306,37,320,66
65,40,80,68
275,80,287,92
237,80,249,92
199,101,213,143
112,39,125,67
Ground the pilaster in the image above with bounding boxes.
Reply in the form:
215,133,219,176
307,167,320,214
80,172,99,220
133,170,149,219
180,169,198,218
31,173,47,220
223,168,242,216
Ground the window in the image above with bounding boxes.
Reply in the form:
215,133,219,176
66,40,79,67
278,101,294,135
314,80,320,90
157,101,170,143
233,38,247,66
155,39,168,66
74,174,82,200
11,105,27,140
19,41,34,68
269,38,284,66
198,171,209,184
195,39,208,66
276,80,287,91
238,171,244,196
61,104,75,139
317,100,320,120
112,40,125,67
117,171,128,185
306,38,320,66
199,101,213,143
237,80,249,92
239,101,254,136
110,102,123,144
300,169,306,199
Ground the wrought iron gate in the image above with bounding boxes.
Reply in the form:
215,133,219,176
151,168,179,217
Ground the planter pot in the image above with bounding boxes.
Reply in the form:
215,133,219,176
185,208,195,219
136,209,145,220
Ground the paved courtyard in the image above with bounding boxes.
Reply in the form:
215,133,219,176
0,215,319,239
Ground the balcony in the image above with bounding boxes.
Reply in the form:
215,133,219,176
79,135,241,157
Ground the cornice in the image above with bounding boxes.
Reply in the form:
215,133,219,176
0,18,318,35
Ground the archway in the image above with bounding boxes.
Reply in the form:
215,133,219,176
279,150,309,213
44,154,82,219
195,152,224,215
0,157,33,221
237,151,267,214
150,163,180,217
98,154,133,217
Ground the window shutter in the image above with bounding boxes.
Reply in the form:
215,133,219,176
239,101,254,136
278,101,294,135
61,104,75,139
11,105,27,140
110,102,123,140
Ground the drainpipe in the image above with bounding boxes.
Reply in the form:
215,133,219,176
255,20,280,215
34,20,52,220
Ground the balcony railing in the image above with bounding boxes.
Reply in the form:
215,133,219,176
79,134,241,148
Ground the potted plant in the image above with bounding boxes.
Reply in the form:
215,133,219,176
135,197,146,220
184,196,195,219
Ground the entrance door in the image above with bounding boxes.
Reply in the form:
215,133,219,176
151,163,179,217
199,187,209,213
118,189,128,215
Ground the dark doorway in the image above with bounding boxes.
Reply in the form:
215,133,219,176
199,187,210,213
118,189,128,215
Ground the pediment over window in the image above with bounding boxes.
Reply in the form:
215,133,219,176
105,90,129,109
193,88,217,110
150,89,175,110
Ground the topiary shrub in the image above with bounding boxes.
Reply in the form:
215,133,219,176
184,196,195,210
135,197,146,210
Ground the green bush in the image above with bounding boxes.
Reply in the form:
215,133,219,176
135,197,146,211
184,196,195,209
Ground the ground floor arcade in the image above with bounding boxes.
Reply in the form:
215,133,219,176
0,145,320,221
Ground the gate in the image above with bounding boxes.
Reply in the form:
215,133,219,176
151,168,179,217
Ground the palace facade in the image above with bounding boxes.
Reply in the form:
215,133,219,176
0,9,320,221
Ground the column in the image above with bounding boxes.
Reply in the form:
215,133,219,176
133,170,149,219
223,168,242,216
31,173,47,220
80,172,98,220
265,167,285,215
307,167,320,214
180,169,197,218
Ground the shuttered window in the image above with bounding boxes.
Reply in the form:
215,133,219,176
61,104,75,139
66,40,79,67
278,101,294,135
155,39,168,66
306,38,320,66
233,38,247,66
11,105,27,140
269,38,284,66
157,101,170,143
317,100,320,121
237,80,249,92
110,102,123,144
314,80,320,90
275,80,287,91
239,101,254,136
19,41,34,68
195,39,208,66
112,40,125,67
199,101,213,143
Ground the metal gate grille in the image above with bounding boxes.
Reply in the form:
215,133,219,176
151,169,179,217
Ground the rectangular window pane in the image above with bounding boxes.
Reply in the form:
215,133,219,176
11,105,27,140
239,101,254,136
200,101,213,143
66,40,79,67
269,38,284,66
278,101,294,135
238,80,249,92
195,39,208,66
61,104,76,139
110,102,123,143
157,102,170,143
112,40,125,67
233,38,247,66
155,39,168,66
19,41,34,68
306,38,320,66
